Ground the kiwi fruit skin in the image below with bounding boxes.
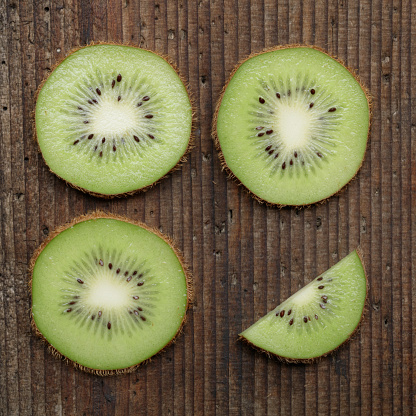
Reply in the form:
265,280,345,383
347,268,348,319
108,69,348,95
239,249,368,364
212,45,372,207
34,42,195,198
29,212,192,376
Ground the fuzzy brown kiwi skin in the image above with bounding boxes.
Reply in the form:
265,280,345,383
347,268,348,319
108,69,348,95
29,211,193,376
33,41,196,199
212,44,373,208
238,248,369,364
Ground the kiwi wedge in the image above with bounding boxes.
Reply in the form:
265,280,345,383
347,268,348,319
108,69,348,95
30,213,191,375
35,44,193,197
214,46,371,206
240,250,367,362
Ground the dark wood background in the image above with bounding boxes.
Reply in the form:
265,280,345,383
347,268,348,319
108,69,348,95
1,0,415,414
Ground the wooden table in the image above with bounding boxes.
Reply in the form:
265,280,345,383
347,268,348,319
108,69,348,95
1,0,414,414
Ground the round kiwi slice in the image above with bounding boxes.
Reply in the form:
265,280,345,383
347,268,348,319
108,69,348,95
35,44,193,197
213,46,371,206
30,213,191,375
239,250,367,362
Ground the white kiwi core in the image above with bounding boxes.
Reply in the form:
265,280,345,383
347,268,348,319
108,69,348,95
276,104,314,150
86,272,131,309
91,97,140,137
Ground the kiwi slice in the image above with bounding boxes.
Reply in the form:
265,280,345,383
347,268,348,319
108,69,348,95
30,213,191,375
214,46,371,206
35,44,193,197
239,250,367,362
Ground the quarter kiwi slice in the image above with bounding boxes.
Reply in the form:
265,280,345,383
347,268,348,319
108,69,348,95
240,250,367,362
30,213,191,375
35,44,193,197
214,46,371,206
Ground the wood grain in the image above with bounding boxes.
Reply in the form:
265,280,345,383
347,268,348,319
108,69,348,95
0,0,415,414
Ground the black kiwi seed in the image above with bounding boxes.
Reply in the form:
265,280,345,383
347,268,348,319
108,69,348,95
282,162,286,169
287,309,292,315
280,310,285,317
318,285,324,289
116,268,120,274
289,319,294,325
317,152,322,158
143,96,150,101
257,132,264,137
317,277,323,281
303,317,308,323
117,74,122,82
124,271,129,276
108,263,112,269
148,134,155,139
99,151,103,157
73,140,79,145
140,316,146,321
309,102,314,108
83,121,89,124
91,315,95,320
138,307,143,311
138,273,143,278
88,134,94,140
266,129,273,135
275,311,280,316
93,99,98,104
117,96,121,102
96,88,101,95
102,138,106,144
111,80,115,88
113,145,116,152
137,102,142,107
66,308,72,313
69,301,76,305
311,88,315,94
94,145,98,151
294,152,298,158
134,135,140,143
268,149,274,155
259,97,265,104
126,276,132,282
265,145,272,151
328,107,337,112
145,114,153,119
322,295,328,303
276,92,281,98
137,282,144,286
133,296,139,300
133,271,138,276
107,322,111,329
290,159,293,166
274,153,279,159
88,100,93,105
77,278,84,284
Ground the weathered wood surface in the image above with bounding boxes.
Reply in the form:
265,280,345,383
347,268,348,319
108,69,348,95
0,0,414,414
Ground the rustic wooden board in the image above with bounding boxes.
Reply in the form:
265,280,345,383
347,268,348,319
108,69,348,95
0,0,415,414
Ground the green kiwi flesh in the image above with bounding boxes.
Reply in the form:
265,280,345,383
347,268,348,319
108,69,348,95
240,250,367,362
214,46,370,206
35,44,192,197
30,214,190,374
